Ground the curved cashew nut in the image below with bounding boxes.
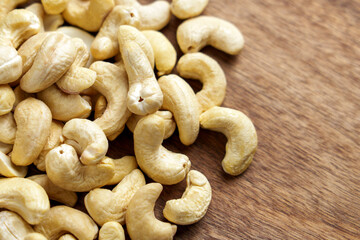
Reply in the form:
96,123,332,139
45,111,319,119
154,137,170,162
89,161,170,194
0,45,22,84
26,3,64,32
63,0,115,32
0,112,16,145
28,174,78,207
34,206,98,240
0,84,15,116
41,0,69,15
126,110,176,140
171,0,208,19
200,107,258,175
126,183,177,240
90,61,131,140
158,74,200,146
91,5,140,60
177,16,245,55
12,98,52,166
163,170,212,225
0,178,50,224
99,222,125,240
177,52,227,113
58,234,76,240
85,169,145,225
0,0,28,21
24,233,48,240
63,118,108,165
0,151,27,177
37,85,91,121
106,156,138,185
142,30,177,76
94,95,107,120
0,141,12,154
45,144,114,192
13,86,34,110
0,210,34,240
134,114,191,185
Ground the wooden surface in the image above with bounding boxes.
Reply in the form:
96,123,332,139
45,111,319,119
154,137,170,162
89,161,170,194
108,0,360,239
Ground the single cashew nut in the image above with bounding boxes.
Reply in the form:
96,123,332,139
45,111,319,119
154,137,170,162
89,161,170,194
34,206,98,240
24,233,48,240
13,86,34,110
63,0,115,32
28,174,78,207
63,118,108,165
0,210,34,240
171,0,208,19
142,30,177,76
0,141,12,154
94,95,107,120
177,52,227,113
200,107,258,175
0,0,28,22
177,16,245,55
0,84,15,116
37,85,91,122
0,151,27,177
26,3,64,32
106,156,138,185
0,112,16,144
158,74,200,146
134,114,191,185
12,98,52,166
46,144,114,192
0,178,50,224
58,234,76,240
126,183,177,240
85,169,145,225
0,45,22,84
41,0,69,15
90,61,131,140
99,222,125,240
163,170,212,225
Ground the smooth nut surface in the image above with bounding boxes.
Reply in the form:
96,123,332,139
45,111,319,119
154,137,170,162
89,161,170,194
0,151,27,177
99,222,125,240
106,156,138,185
0,210,34,240
171,0,208,19
0,84,16,116
0,112,16,144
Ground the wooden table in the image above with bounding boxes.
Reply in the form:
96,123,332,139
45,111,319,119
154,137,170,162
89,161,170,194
109,0,360,239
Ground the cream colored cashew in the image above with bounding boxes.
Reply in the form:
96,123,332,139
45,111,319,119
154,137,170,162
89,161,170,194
63,118,108,165
0,45,22,84
99,222,125,240
177,16,245,55
0,210,34,240
89,61,131,140
0,178,50,225
134,114,190,185
0,151,27,177
28,174,77,207
0,84,15,116
126,183,177,240
116,0,171,30
24,233,48,240
0,141,12,154
42,0,69,15
120,41,162,115
91,5,140,60
37,85,91,122
177,52,226,113
163,170,212,225
142,30,177,76
126,110,176,140
0,112,16,144
106,156,138,185
63,0,115,32
171,0,208,19
85,169,145,225
56,38,96,94
200,107,258,175
58,234,76,240
26,3,64,32
12,98,52,166
13,86,34,110
94,95,107,119
45,144,114,192
20,33,76,93
34,206,98,240
0,0,28,22
158,74,200,146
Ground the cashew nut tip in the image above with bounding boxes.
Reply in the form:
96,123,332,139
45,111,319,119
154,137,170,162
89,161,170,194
106,156,138,185
24,233,48,240
26,3,64,32
41,0,69,15
200,107,258,175
0,141,13,154
0,0,28,22
0,46,22,85
0,112,16,144
0,151,28,178
171,0,209,19
99,221,125,240
163,170,212,225
177,16,245,55
94,95,107,120
0,84,16,116
58,234,77,240
126,183,177,240
0,210,34,240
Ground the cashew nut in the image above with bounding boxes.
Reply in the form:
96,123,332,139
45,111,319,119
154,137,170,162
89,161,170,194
34,206,98,240
12,98,52,166
0,0,28,22
163,170,212,225
126,183,177,240
0,141,12,154
37,85,91,122
171,0,208,19
0,177,50,225
134,114,191,185
0,210,34,240
158,74,200,146
63,118,108,165
24,233,48,240
99,222,125,240
0,112,16,144
85,169,145,225
142,30,177,76
58,234,76,240
91,5,140,60
106,156,138,185
46,144,114,192
0,45,22,85
26,3,64,32
177,52,227,113
0,84,15,116
177,16,245,55
94,95,107,120
63,0,115,32
200,107,258,175
41,0,69,15
0,151,27,177
89,61,131,140
13,85,34,110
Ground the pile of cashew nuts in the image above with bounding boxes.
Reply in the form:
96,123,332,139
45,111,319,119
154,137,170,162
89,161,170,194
0,0,258,239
